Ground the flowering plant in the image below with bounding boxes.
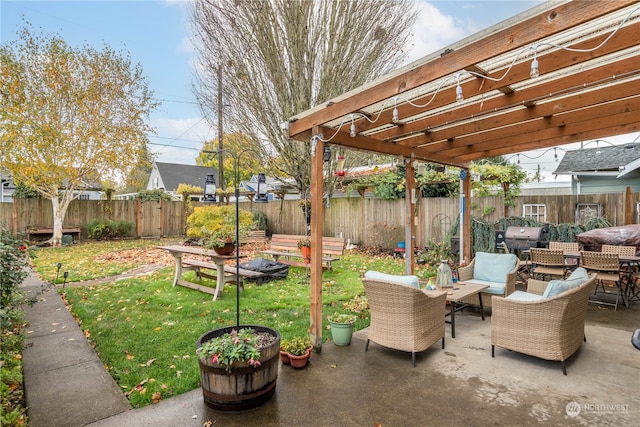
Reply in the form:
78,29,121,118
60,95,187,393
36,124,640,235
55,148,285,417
297,238,311,249
197,328,262,373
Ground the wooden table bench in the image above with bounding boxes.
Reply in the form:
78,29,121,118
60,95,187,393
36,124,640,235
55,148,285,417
261,234,344,270
239,230,267,249
181,259,267,290
26,227,81,243
158,245,263,301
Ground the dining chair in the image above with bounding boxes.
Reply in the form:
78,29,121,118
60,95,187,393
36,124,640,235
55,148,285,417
602,245,638,301
530,248,566,280
580,251,626,310
601,244,636,257
549,241,580,269
549,241,579,252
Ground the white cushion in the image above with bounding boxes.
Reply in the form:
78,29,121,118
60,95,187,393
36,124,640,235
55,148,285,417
364,271,420,288
506,291,545,302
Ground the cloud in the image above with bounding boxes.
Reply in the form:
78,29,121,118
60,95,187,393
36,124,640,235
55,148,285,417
404,1,472,64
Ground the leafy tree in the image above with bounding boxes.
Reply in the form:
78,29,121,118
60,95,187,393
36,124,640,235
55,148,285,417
11,183,41,199
472,157,528,217
190,0,418,199
0,24,158,245
121,146,154,194
196,132,265,190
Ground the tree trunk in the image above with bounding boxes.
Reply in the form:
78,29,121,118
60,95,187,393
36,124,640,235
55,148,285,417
49,189,74,246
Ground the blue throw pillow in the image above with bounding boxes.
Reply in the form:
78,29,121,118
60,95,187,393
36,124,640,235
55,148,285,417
542,267,589,298
364,271,420,288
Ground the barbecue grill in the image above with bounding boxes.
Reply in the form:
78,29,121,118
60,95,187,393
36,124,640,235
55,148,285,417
504,225,549,251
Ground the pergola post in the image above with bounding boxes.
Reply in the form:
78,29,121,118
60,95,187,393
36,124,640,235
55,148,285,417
462,170,472,264
405,158,416,274
310,130,324,351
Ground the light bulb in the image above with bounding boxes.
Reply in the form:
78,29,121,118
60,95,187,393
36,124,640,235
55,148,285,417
392,107,399,123
530,58,539,78
349,114,356,137
456,84,464,102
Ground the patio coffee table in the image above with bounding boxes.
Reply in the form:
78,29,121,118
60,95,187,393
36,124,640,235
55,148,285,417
425,281,489,338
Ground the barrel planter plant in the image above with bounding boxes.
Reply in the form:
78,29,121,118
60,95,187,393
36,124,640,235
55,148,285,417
196,325,281,411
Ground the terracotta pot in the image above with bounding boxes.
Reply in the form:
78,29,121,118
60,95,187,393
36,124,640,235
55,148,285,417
287,347,312,369
279,349,290,365
300,246,311,263
213,242,236,256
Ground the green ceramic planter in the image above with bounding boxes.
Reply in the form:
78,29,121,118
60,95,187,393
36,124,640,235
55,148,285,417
329,321,353,346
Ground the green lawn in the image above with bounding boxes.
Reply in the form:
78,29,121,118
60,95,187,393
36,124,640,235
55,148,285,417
30,239,432,407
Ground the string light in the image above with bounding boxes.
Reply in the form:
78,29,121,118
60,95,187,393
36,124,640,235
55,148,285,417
530,46,539,78
455,73,464,102
310,4,640,145
350,114,356,137
392,97,399,123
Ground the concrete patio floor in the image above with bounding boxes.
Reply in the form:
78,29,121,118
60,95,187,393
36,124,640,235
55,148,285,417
22,273,639,427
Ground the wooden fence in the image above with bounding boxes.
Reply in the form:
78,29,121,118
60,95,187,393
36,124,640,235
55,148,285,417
1,191,638,249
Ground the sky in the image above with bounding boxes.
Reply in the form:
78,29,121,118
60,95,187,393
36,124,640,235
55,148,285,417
2,0,638,182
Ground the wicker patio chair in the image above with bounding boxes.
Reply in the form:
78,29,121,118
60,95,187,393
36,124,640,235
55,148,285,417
362,278,446,367
491,274,597,375
580,251,625,310
457,253,519,309
530,248,566,280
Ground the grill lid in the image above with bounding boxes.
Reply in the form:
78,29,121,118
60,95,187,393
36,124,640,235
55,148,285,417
505,226,545,240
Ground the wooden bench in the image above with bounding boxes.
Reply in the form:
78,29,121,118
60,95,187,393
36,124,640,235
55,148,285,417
26,227,81,243
261,234,344,270
239,230,267,249
181,259,267,291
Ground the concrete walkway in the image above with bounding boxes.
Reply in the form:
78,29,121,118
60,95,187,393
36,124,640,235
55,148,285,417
21,271,640,427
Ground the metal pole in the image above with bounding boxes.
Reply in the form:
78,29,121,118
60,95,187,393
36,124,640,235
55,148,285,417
235,156,240,327
217,66,224,190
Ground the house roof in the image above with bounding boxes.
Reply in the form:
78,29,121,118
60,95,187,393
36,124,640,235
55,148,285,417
153,162,218,192
287,1,640,167
553,142,640,176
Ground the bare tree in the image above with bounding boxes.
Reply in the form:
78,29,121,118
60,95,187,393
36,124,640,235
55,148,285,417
190,0,418,198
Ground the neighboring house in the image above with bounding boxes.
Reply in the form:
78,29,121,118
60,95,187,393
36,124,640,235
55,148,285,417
146,161,218,200
1,173,16,203
553,142,640,194
0,172,102,202
239,175,298,201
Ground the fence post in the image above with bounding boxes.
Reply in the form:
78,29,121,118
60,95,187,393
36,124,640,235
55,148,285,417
136,198,142,237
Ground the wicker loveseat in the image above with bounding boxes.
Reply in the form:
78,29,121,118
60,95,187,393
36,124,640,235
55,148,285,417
362,277,447,367
491,269,597,375
457,252,519,308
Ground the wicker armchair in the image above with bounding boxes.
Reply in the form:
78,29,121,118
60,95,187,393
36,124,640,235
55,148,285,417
491,274,597,375
362,278,446,367
457,252,519,308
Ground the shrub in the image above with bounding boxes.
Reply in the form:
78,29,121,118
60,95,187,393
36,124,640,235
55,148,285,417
87,219,134,240
0,225,33,425
186,205,255,247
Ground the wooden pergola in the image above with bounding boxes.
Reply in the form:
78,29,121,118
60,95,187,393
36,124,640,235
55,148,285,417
286,0,640,348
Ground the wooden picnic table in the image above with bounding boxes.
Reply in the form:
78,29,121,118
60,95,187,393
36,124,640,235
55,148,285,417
158,245,263,301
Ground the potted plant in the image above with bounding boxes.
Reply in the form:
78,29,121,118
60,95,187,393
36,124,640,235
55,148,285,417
196,325,281,411
298,238,311,263
186,205,255,255
280,335,313,369
327,312,357,346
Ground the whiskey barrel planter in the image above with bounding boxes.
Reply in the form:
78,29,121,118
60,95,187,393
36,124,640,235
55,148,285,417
196,325,281,411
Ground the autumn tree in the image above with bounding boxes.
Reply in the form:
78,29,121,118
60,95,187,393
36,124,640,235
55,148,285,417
190,0,418,200
196,131,265,191
1,25,158,245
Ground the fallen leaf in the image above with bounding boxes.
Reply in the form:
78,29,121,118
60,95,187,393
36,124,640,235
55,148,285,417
160,384,168,390
152,392,162,403
154,327,162,331
125,351,135,360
